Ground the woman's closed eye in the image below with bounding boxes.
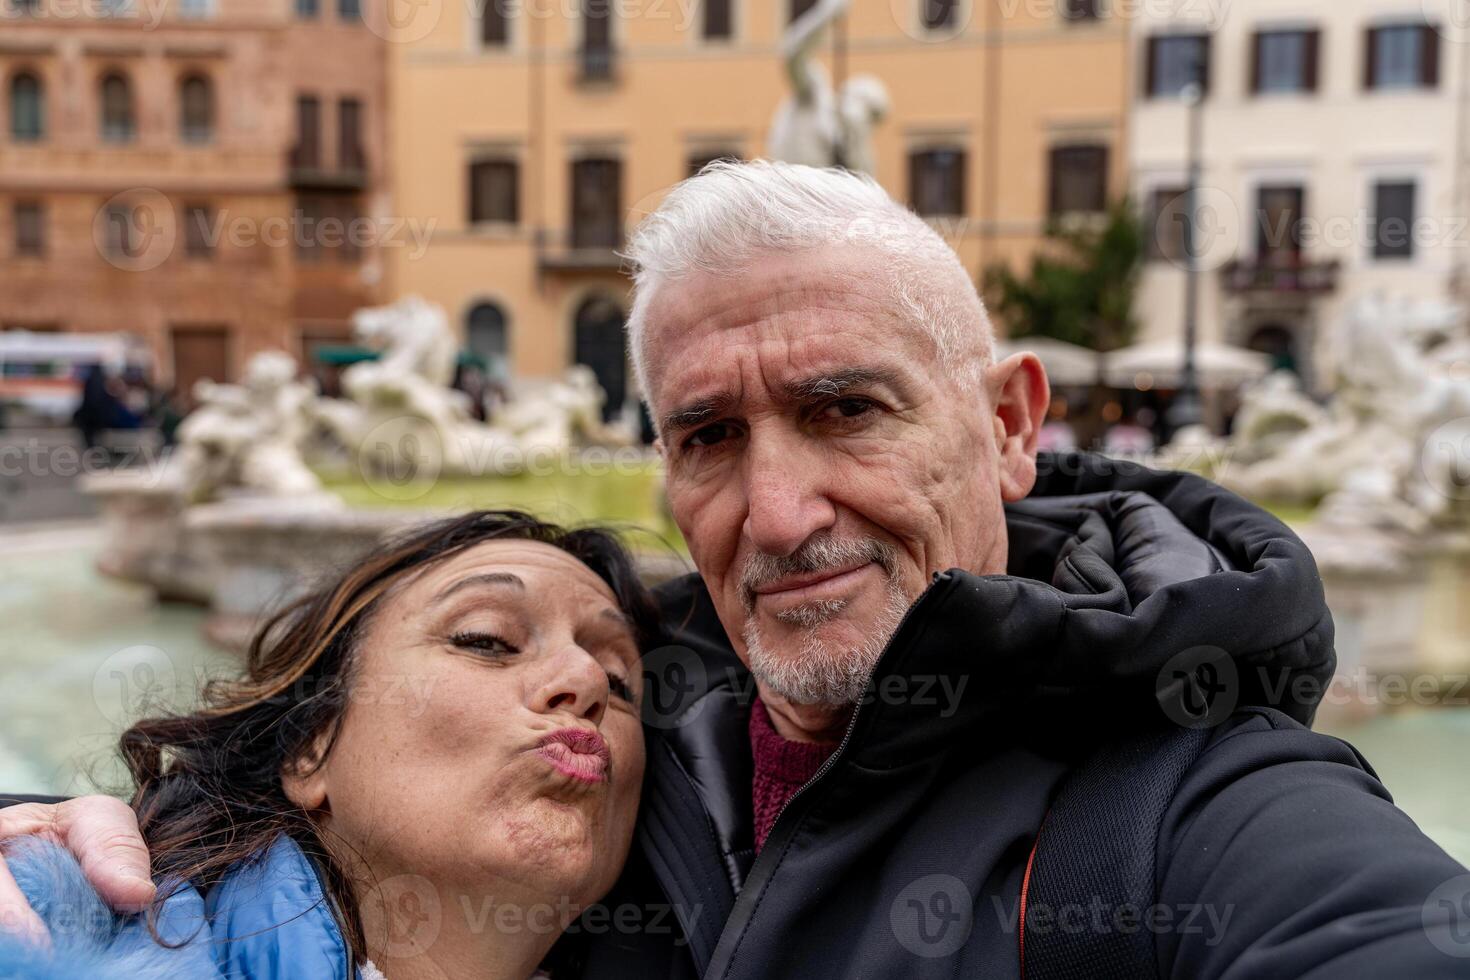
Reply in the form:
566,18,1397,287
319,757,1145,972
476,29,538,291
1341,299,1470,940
606,671,636,704
449,630,519,657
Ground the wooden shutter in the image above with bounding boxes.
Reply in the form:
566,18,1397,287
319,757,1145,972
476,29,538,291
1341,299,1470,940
1422,24,1440,87
1303,29,1320,92
1364,28,1378,89
1197,34,1211,95
1145,36,1159,96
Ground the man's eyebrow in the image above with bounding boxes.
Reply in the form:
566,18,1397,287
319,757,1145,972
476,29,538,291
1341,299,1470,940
432,572,524,605
660,393,734,436
782,366,905,400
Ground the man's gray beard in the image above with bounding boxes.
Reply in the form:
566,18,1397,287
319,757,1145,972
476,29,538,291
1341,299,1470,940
741,570,911,708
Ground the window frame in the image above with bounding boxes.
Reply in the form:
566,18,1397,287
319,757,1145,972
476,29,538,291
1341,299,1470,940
1144,33,1212,99
1047,143,1110,218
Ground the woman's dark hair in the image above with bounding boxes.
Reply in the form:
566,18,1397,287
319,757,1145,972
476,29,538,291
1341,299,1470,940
120,510,661,960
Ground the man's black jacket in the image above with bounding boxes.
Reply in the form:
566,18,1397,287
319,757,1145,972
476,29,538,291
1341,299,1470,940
567,454,1470,979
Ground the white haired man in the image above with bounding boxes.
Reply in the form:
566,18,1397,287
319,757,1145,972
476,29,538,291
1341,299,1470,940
4,161,1468,977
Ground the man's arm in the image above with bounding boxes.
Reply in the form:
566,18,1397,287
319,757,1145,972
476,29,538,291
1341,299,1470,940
1157,708,1470,977
0,796,154,944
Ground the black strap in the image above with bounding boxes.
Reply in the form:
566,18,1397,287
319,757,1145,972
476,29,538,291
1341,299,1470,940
1022,726,1211,980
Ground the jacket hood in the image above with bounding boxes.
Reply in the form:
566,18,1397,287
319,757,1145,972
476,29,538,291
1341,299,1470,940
1006,452,1334,724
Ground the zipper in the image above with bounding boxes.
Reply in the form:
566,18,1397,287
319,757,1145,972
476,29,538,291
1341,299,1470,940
704,570,958,978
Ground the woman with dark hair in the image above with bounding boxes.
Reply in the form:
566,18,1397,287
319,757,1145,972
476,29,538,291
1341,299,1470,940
0,511,661,980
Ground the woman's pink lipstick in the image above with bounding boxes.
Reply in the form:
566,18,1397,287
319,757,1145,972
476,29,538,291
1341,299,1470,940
537,728,611,783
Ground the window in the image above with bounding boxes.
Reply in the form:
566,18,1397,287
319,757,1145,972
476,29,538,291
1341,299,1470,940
295,0,318,17
178,0,213,18
179,75,214,144
789,0,816,22
1252,30,1318,94
581,0,613,81
10,0,43,15
13,201,44,257
702,0,731,40
922,0,959,31
687,150,738,177
1146,187,1188,263
570,158,622,248
1255,185,1305,264
339,0,359,20
1372,181,1417,259
9,72,44,142
482,0,508,45
1048,144,1108,217
1366,25,1438,90
100,73,135,143
1146,34,1210,98
338,98,364,172
1061,0,1098,21
292,96,321,169
908,147,966,217
468,159,519,224
183,203,214,259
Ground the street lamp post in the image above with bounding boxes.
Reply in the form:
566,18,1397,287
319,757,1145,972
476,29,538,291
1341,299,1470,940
1170,79,1205,432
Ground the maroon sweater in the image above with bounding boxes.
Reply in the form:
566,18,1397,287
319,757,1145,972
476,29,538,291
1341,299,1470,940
748,698,839,852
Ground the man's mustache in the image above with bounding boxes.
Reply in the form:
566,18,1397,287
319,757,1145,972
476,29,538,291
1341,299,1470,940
740,534,900,614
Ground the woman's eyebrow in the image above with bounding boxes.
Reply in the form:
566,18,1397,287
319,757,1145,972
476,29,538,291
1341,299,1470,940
431,572,525,605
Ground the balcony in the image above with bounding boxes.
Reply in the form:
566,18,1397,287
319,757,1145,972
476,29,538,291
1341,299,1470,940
286,146,366,191
1221,257,1340,295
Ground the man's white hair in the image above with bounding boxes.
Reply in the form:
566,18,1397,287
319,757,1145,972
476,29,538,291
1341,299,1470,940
624,159,994,412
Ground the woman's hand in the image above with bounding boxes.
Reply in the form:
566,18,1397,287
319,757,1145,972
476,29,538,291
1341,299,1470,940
0,796,155,945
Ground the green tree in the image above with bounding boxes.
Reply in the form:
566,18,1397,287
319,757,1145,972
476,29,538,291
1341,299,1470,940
983,201,1144,353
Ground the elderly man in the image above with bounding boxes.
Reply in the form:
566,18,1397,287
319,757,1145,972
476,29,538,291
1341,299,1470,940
3,162,1468,977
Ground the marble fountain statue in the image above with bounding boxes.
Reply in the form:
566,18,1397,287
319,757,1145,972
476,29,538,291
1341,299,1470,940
1148,294,1470,718
82,296,654,649
766,0,890,174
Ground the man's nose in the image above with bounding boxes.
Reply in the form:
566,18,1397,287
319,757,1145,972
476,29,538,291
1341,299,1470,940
741,428,836,557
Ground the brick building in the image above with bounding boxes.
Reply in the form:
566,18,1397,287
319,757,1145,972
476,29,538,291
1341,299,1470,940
0,0,388,397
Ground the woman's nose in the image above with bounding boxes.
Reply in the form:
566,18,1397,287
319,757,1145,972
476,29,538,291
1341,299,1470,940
536,647,610,726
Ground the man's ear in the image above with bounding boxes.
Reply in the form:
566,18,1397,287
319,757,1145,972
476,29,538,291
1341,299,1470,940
653,436,666,459
988,353,1050,503
282,734,333,813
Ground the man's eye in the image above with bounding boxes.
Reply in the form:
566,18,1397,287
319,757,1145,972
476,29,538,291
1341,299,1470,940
821,398,875,420
449,631,518,657
685,423,733,449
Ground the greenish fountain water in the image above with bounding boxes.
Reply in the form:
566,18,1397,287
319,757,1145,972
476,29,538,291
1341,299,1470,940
2,532,1467,867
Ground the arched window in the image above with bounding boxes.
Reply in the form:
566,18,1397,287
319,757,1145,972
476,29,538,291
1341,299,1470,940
572,296,627,422
100,73,135,143
466,303,509,363
179,74,213,144
9,72,44,142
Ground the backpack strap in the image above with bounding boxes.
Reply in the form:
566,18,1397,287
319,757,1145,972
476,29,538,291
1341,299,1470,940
1020,726,1212,980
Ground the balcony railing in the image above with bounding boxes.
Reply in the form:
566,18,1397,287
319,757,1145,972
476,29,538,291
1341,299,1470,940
287,146,366,190
1221,257,1340,295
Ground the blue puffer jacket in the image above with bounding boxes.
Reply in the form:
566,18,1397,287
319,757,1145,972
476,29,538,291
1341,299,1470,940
0,834,360,979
